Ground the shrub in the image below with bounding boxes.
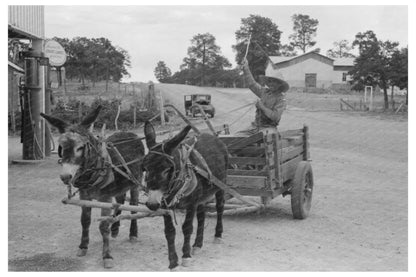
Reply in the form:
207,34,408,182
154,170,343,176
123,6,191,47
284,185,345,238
50,97,163,131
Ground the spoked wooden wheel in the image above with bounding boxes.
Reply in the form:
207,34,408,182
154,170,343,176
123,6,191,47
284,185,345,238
291,161,314,219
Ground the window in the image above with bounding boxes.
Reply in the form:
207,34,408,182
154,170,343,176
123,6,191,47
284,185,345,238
342,73,348,82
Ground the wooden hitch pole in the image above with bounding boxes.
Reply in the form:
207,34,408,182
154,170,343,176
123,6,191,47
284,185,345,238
97,210,170,224
62,197,171,216
207,205,263,217
206,203,249,210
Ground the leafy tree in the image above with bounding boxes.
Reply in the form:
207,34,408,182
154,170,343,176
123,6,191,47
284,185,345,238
349,30,399,109
289,14,319,54
60,36,93,85
279,44,297,57
233,14,282,79
326,40,355,58
182,33,230,86
214,68,243,88
180,32,231,86
350,31,380,92
154,61,172,83
52,36,130,89
389,46,408,104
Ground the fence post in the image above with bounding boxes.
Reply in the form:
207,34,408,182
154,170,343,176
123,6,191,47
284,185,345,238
159,90,165,126
115,102,121,130
133,105,137,129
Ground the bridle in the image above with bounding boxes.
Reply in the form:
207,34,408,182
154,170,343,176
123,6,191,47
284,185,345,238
70,136,114,189
59,132,143,191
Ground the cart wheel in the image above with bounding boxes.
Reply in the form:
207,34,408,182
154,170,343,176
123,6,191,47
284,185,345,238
291,161,314,219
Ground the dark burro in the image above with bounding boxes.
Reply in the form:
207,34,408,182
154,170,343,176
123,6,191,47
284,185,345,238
143,121,229,270
40,106,145,268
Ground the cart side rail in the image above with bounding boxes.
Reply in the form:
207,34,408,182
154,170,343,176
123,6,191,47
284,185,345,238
219,125,310,196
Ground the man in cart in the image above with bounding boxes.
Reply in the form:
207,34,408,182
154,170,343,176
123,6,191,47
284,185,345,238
238,57,289,135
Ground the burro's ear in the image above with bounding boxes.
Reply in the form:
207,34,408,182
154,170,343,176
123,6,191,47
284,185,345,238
80,105,102,128
144,121,156,148
40,113,68,133
164,125,192,154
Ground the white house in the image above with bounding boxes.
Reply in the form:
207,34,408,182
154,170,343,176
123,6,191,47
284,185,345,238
265,51,355,90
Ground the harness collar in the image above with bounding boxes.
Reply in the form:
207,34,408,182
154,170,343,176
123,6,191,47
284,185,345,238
147,138,199,209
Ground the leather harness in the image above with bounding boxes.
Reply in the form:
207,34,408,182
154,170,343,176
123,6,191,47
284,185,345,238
148,137,213,209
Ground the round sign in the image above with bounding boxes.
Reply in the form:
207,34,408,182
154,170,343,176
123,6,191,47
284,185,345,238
44,40,67,67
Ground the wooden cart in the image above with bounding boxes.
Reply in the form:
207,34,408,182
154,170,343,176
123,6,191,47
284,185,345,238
62,104,314,221
216,126,314,219
164,103,314,219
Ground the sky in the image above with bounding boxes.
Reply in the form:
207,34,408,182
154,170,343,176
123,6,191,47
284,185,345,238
44,5,408,83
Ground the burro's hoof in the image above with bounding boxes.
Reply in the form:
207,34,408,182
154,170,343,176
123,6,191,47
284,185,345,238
103,258,114,269
170,265,184,271
181,257,192,267
129,236,138,242
77,248,88,257
213,237,224,244
191,247,202,256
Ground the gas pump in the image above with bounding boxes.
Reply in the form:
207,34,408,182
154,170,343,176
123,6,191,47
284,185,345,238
19,49,49,160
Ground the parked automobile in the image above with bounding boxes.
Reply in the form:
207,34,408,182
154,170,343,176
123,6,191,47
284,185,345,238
184,94,215,118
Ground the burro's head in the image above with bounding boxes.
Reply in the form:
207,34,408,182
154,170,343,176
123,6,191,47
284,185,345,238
142,121,192,211
40,106,102,185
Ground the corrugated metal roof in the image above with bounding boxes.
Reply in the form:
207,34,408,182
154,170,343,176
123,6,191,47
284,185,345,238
269,56,294,64
8,5,44,39
269,53,354,67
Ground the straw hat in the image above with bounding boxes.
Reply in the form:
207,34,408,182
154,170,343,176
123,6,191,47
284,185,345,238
259,72,289,93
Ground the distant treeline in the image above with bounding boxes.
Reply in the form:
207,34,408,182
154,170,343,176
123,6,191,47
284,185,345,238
52,37,131,90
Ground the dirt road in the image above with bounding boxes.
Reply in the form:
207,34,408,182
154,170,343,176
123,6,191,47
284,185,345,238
8,85,407,271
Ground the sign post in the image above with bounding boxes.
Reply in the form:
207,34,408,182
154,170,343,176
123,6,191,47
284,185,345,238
44,40,67,156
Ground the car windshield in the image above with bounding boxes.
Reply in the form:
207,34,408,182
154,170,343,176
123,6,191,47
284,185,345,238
196,99,209,105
